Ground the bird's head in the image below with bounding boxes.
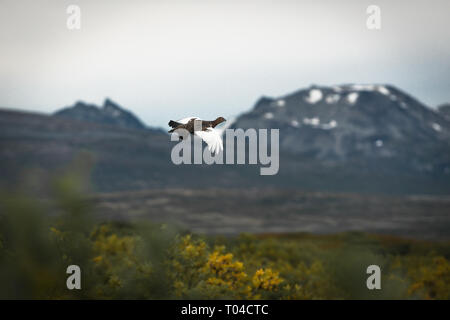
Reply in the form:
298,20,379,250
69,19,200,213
214,117,226,125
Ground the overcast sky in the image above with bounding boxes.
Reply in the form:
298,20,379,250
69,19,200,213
1,0,449,128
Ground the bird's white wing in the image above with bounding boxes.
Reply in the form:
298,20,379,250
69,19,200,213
176,117,199,124
194,127,223,154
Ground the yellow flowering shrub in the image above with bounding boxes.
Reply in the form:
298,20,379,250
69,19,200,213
252,268,282,291
168,235,286,299
281,261,335,299
407,256,450,299
89,224,153,298
205,250,247,288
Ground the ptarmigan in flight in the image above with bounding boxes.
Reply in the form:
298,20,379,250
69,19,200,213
168,117,226,154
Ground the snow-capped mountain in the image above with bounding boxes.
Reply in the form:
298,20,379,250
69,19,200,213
232,84,450,175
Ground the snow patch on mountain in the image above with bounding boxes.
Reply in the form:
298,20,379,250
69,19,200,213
303,117,337,130
432,123,442,132
377,86,390,95
276,99,285,107
326,94,340,104
351,84,376,91
346,92,359,104
303,117,320,126
321,120,338,130
291,120,299,127
305,89,323,104
264,112,274,119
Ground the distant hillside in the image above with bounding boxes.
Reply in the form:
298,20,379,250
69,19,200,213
54,99,146,130
1,84,450,195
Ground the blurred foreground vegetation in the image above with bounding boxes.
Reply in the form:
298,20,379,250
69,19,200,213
0,168,449,299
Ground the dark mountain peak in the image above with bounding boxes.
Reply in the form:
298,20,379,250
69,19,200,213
253,96,274,110
103,98,121,110
101,98,127,118
54,99,146,130
72,100,98,110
